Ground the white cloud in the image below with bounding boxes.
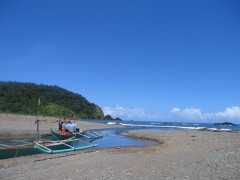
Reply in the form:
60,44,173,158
170,106,240,122
170,107,181,114
181,108,203,120
212,106,240,119
170,107,203,120
102,105,162,120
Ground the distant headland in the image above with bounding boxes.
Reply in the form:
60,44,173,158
0,81,114,120
213,122,237,126
103,115,122,121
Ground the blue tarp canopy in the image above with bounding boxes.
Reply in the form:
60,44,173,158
63,123,77,131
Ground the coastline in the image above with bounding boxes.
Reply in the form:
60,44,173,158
1,114,240,179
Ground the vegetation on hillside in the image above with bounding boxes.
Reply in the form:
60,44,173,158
0,82,104,119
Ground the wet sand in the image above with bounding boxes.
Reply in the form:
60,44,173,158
1,114,240,179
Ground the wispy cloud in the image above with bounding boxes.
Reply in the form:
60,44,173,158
102,105,162,120
170,106,240,122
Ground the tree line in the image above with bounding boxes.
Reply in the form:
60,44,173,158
0,81,104,119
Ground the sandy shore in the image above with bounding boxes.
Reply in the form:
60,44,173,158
0,113,119,139
1,114,240,179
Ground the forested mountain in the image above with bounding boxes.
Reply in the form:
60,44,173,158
0,82,104,119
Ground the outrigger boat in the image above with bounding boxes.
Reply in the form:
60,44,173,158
34,121,99,154
0,100,101,159
0,137,97,159
50,119,103,142
0,128,100,159
51,127,103,141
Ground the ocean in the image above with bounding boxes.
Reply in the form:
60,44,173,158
85,120,240,132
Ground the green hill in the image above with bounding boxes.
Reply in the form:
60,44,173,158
0,82,104,119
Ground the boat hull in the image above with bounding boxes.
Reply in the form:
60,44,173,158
0,145,39,160
51,129,76,141
51,129,103,141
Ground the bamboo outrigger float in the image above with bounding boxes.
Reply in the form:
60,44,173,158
34,140,98,154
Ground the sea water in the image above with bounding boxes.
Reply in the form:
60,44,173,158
85,120,240,132
93,128,158,148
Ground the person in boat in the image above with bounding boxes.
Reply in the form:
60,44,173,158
58,121,65,134
65,128,74,135
63,117,68,123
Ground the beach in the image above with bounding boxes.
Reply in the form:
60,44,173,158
1,114,240,180
0,114,119,139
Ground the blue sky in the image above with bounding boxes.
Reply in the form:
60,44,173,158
1,0,240,122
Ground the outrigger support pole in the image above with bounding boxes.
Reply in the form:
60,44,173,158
36,118,40,142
